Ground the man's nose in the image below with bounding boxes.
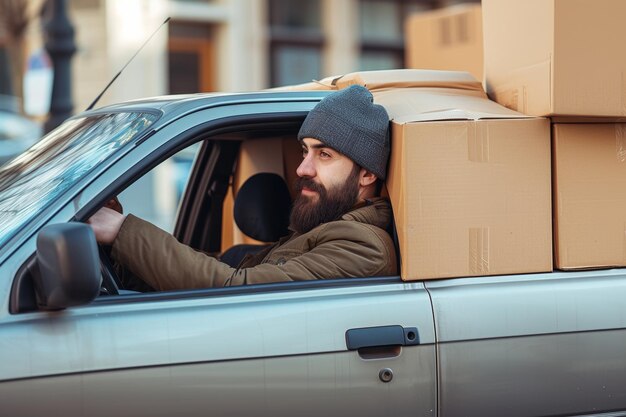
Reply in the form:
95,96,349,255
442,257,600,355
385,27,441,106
296,154,316,177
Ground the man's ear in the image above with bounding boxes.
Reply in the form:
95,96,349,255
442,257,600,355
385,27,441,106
359,168,378,187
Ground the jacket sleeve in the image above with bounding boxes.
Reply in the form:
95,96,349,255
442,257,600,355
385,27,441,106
248,221,398,284
112,215,237,290
111,215,396,291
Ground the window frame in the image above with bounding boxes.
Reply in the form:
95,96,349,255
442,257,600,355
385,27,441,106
358,0,440,70
94,116,401,306
268,0,325,87
168,22,216,93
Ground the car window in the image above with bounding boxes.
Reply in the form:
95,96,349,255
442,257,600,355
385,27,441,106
95,127,397,298
118,143,200,232
0,112,158,247
98,136,291,294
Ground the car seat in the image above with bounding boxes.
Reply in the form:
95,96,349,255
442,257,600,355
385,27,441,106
219,172,292,267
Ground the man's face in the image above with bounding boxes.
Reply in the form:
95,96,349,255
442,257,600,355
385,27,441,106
289,138,361,233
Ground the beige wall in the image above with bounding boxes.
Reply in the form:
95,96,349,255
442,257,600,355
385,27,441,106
71,2,109,111
104,0,168,106
19,0,477,114
71,0,169,110
322,0,358,76
70,0,269,110
215,0,268,92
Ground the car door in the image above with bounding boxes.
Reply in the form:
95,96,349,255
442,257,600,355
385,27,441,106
0,96,437,417
428,270,626,417
1,277,436,417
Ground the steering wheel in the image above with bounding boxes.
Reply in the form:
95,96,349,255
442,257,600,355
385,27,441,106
99,245,122,295
97,196,125,296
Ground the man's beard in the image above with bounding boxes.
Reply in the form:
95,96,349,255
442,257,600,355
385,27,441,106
289,165,361,234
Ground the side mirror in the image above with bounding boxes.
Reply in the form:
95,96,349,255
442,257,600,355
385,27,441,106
35,223,101,310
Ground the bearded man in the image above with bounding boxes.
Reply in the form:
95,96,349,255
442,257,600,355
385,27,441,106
88,85,397,290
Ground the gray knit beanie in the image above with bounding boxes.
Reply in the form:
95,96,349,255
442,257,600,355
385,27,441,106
297,85,390,179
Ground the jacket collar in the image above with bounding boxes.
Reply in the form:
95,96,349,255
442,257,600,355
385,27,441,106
340,197,392,230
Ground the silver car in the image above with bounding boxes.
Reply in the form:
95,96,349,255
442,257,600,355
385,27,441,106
0,89,624,417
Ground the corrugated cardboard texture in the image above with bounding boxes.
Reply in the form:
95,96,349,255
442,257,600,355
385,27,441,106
387,118,552,280
405,4,483,82
374,88,521,123
276,69,483,93
483,0,626,118
334,69,482,92
553,123,626,269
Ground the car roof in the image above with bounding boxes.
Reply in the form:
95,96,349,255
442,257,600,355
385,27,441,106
81,90,333,123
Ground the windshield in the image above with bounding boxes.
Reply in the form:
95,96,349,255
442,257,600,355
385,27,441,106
0,112,159,247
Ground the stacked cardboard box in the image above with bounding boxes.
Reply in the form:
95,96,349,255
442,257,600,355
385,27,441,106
552,124,626,269
325,70,553,280
483,0,626,270
405,4,483,82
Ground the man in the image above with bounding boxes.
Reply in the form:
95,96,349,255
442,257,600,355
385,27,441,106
89,85,397,290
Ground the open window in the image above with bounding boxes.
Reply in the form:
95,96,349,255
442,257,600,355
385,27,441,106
175,133,302,255
100,120,305,294
11,114,400,313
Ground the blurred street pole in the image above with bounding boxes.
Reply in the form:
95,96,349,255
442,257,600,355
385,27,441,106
43,0,75,134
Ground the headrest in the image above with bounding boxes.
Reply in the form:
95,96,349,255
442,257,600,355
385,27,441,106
234,173,292,242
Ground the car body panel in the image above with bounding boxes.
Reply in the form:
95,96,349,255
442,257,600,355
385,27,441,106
0,280,436,416
427,270,626,416
1,349,433,417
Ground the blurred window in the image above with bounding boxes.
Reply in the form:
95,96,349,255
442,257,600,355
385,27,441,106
118,143,200,232
269,0,323,87
360,0,403,43
270,0,321,29
73,0,101,9
358,0,437,71
273,45,322,87
360,51,403,72
168,22,215,94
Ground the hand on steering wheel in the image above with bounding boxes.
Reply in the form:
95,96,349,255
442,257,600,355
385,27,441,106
104,196,124,214
98,196,123,295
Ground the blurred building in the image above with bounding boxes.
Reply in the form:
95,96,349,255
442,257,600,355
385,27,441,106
0,0,479,229
58,0,478,111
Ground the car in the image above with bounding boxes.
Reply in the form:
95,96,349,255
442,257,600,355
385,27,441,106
0,71,625,417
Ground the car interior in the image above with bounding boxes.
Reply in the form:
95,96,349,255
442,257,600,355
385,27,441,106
10,119,401,313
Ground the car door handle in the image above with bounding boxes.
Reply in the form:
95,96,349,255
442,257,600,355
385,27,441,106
345,325,420,350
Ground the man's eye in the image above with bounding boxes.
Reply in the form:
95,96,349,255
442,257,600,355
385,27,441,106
320,151,331,158
302,149,308,158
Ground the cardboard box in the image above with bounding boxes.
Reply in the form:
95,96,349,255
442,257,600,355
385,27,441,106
381,92,552,280
280,68,483,92
483,0,626,118
553,123,626,269
334,70,552,280
405,4,483,82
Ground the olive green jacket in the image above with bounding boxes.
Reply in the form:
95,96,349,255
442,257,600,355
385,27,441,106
111,197,397,290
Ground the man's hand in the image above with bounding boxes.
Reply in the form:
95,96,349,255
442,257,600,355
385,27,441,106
104,196,123,214
87,207,126,245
